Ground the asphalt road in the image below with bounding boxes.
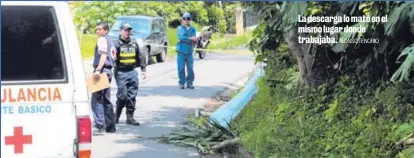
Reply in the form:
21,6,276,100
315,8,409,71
83,53,255,158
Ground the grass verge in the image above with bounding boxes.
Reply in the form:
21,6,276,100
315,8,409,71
79,34,97,59
234,74,414,157
207,31,253,52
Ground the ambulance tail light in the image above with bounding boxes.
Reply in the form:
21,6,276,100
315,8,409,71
78,116,91,143
77,116,91,158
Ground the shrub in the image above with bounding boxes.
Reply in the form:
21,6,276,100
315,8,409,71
223,3,241,33
235,70,414,158
206,5,227,33
70,2,210,33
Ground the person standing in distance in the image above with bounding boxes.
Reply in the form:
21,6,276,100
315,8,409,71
113,23,147,126
176,12,197,89
91,22,117,133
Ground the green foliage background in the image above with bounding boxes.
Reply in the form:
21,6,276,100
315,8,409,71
70,1,240,34
70,1,250,58
236,75,414,157
234,1,414,157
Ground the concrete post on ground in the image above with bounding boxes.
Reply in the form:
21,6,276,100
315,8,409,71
236,7,244,35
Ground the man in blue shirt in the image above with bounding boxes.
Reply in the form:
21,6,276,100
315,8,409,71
176,12,197,89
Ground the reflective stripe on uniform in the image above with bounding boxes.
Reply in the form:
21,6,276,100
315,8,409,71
120,59,135,64
119,53,136,57
117,42,137,69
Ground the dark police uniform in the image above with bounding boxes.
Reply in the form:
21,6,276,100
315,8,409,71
114,25,147,126
91,34,117,133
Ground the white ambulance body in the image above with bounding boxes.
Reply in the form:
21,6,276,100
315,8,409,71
1,1,92,158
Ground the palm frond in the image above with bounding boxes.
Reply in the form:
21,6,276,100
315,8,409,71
282,2,308,31
391,43,414,82
284,69,300,90
156,116,239,155
332,22,369,53
384,2,414,37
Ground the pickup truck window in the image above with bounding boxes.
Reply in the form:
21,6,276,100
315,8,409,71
110,18,151,34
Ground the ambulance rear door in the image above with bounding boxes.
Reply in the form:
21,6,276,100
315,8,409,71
1,1,78,157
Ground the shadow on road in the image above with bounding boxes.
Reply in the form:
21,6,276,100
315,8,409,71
99,106,202,158
193,52,254,62
114,139,200,158
138,85,228,99
115,106,193,137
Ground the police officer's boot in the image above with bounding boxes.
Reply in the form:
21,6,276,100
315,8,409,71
126,101,140,126
115,99,126,124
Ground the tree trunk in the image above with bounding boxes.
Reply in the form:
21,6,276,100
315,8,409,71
283,27,333,87
283,27,313,86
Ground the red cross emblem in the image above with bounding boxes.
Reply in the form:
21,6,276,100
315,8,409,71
5,127,32,154
111,47,117,60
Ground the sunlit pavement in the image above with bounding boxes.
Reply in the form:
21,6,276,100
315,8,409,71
83,53,255,158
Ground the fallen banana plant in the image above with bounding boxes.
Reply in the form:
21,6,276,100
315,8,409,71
157,116,239,155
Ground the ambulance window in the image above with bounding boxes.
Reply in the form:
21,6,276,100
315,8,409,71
1,6,67,83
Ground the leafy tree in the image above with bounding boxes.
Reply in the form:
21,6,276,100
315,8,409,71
237,1,414,157
70,1,235,34
245,1,414,86
223,3,241,33
206,5,227,33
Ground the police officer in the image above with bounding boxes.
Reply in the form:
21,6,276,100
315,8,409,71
91,22,117,133
176,12,197,89
114,23,147,126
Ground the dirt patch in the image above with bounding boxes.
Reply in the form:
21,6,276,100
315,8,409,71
204,98,227,113
201,72,252,114
203,87,241,113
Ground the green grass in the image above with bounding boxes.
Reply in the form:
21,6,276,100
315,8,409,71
79,34,97,59
167,27,178,57
234,78,272,134
233,75,414,157
207,31,252,51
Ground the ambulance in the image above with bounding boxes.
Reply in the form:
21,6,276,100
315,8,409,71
1,1,92,158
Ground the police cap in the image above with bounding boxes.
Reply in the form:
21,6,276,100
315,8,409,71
120,23,133,31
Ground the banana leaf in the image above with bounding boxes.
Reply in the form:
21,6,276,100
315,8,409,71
391,43,414,82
